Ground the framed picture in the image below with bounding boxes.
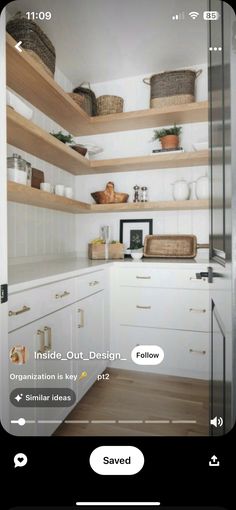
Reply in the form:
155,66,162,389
119,219,153,256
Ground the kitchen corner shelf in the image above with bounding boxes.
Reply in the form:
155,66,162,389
8,182,209,214
6,33,208,136
7,181,91,213
7,107,208,175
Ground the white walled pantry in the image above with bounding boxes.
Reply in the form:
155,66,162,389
3,0,211,437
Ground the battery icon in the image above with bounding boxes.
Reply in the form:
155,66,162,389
203,11,220,20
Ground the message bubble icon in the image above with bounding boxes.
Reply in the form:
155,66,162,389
131,345,164,365
14,453,28,468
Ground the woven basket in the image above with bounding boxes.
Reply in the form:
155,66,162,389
143,70,202,108
68,92,85,110
72,83,97,116
6,12,56,76
97,95,124,116
144,235,197,258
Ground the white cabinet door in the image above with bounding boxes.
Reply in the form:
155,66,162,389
9,305,74,436
35,305,74,435
73,291,106,401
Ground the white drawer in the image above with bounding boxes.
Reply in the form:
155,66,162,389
116,267,209,290
113,326,209,379
8,278,76,332
118,287,209,332
75,270,105,301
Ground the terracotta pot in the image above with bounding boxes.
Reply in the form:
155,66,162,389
160,134,179,150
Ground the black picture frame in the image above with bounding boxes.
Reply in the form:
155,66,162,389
119,219,153,256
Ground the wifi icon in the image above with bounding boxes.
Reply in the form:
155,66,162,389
189,11,200,20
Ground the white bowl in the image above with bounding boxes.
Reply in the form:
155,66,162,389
6,90,33,120
192,142,208,151
131,251,144,261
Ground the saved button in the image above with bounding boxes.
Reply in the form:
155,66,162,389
89,446,144,475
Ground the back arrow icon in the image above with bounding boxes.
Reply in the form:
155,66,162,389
15,41,23,53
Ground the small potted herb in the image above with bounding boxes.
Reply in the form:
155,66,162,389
152,125,182,150
50,131,74,144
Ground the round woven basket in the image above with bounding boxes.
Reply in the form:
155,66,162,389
97,95,124,116
143,70,202,108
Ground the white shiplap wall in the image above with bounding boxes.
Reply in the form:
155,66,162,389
8,67,77,263
75,65,209,256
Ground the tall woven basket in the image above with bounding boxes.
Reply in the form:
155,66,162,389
6,12,56,76
97,95,124,115
72,83,97,116
143,70,202,108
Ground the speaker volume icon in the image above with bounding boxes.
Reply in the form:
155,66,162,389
210,416,223,428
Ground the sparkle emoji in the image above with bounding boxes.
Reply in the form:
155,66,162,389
78,371,87,381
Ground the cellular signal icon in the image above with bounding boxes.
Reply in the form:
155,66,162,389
189,11,200,20
172,12,185,21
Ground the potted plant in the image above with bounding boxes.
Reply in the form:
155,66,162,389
50,131,74,144
152,125,182,150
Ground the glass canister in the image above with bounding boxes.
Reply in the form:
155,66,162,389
7,153,27,185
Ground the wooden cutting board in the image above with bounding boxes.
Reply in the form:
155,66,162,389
31,168,44,189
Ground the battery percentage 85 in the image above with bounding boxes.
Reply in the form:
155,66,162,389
203,11,220,20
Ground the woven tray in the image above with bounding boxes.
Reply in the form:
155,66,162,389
144,235,197,258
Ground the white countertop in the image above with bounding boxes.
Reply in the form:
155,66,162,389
8,255,210,294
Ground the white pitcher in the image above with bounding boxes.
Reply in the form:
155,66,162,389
172,180,190,201
195,175,209,200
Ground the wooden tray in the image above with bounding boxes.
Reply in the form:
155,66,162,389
144,235,197,258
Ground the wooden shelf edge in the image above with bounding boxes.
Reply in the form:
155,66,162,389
7,183,209,214
90,199,209,213
7,181,91,213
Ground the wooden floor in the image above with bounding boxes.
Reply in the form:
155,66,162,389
55,368,209,436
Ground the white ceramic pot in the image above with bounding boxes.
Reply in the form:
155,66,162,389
172,180,190,201
195,175,209,199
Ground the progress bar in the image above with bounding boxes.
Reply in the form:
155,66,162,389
75,503,161,506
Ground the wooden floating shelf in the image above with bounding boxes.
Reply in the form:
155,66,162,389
7,182,209,214
90,151,209,173
6,33,208,136
90,200,209,213
7,107,208,175
7,181,91,213
7,107,91,175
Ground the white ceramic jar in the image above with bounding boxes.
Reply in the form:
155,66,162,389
172,180,190,201
195,175,209,200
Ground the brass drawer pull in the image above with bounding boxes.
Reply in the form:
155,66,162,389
8,305,31,317
89,280,99,286
55,291,70,299
136,276,151,279
189,348,206,355
136,305,151,310
77,308,84,328
189,308,206,313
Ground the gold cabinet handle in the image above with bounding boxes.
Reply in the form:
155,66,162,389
36,329,45,354
136,276,151,279
189,308,207,313
55,291,70,299
44,326,52,351
89,280,99,286
77,308,84,328
189,348,206,355
8,305,31,317
136,305,151,309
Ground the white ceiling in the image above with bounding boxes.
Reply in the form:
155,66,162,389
6,0,208,85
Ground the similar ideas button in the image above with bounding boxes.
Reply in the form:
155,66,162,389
89,446,144,475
